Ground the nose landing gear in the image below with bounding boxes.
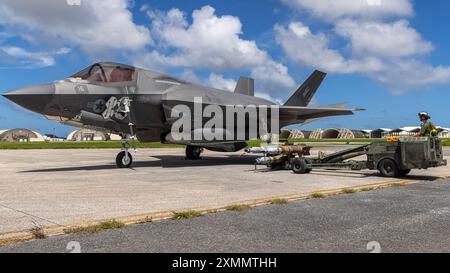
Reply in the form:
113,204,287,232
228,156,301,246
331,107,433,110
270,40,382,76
101,96,137,168
116,134,136,168
116,150,133,168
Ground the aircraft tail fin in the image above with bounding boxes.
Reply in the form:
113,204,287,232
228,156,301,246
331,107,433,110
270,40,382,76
284,70,326,107
234,76,254,96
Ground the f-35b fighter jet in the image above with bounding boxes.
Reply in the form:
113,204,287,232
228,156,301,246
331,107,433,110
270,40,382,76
3,62,361,168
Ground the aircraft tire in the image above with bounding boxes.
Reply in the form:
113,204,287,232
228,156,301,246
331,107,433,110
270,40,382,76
116,151,133,168
186,145,202,160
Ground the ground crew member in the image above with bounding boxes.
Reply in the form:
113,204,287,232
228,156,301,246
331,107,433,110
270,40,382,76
418,112,438,137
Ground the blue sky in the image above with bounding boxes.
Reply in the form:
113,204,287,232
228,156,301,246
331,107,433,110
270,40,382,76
1,0,450,137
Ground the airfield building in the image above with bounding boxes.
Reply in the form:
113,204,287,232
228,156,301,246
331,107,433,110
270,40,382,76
0,128,46,142
369,128,392,139
67,129,122,141
306,128,366,139
438,128,450,138
389,127,421,137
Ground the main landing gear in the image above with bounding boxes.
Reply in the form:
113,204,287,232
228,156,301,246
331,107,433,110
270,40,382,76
116,135,136,168
186,145,203,160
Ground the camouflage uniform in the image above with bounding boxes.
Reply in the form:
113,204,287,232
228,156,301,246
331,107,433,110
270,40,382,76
419,120,437,137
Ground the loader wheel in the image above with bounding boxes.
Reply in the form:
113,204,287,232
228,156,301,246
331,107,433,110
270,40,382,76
304,158,313,173
292,158,311,174
378,159,399,178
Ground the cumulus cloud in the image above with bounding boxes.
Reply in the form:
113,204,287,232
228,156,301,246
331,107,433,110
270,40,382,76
250,60,296,92
0,0,151,52
281,0,413,21
0,2,295,95
0,46,71,68
277,0,450,93
178,69,202,84
207,73,237,92
372,60,450,93
135,5,295,92
335,19,434,58
254,92,284,105
275,22,385,73
187,70,283,104
144,6,267,70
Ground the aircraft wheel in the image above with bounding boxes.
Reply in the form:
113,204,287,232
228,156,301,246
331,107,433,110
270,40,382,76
292,158,310,174
116,151,133,168
378,159,399,178
186,145,202,160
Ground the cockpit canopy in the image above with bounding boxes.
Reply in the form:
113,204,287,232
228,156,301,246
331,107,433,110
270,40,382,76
71,62,137,83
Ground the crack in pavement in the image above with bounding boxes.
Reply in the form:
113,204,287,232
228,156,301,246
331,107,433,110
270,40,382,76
0,203,64,229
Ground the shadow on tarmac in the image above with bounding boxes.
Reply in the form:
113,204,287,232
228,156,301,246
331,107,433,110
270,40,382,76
19,154,442,182
308,170,440,181
19,155,259,173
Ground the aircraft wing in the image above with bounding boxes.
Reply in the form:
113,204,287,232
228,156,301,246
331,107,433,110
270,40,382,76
279,106,364,127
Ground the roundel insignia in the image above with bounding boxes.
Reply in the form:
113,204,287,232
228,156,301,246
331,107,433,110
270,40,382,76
92,99,106,113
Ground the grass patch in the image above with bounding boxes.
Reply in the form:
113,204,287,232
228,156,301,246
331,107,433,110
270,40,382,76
99,219,125,230
246,139,264,148
30,226,46,239
64,219,125,234
225,204,252,211
64,225,101,234
2,138,447,150
310,193,326,199
1,138,448,150
0,141,184,150
269,198,288,205
171,210,203,220
341,188,357,194
390,182,408,187
207,209,221,214
136,217,153,224
289,138,386,144
360,187,375,192
253,138,450,146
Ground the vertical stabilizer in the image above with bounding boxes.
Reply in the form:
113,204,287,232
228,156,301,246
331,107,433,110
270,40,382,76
234,76,254,96
284,70,326,106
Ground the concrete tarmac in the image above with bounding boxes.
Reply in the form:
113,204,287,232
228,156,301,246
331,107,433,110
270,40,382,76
0,146,449,240
2,179,450,253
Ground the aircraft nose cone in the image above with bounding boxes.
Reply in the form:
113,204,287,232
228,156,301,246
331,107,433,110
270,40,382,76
2,83,56,114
